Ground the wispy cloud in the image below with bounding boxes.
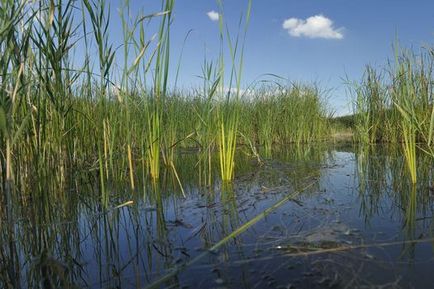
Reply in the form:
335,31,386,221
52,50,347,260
282,15,344,39
207,10,220,22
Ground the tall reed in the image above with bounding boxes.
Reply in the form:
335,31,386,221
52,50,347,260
0,0,29,191
216,0,252,181
391,52,420,184
145,0,174,181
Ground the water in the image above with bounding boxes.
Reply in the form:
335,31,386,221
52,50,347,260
1,145,433,289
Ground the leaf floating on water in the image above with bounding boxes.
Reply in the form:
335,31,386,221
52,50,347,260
114,200,133,209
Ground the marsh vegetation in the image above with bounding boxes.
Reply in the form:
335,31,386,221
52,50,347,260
0,0,433,288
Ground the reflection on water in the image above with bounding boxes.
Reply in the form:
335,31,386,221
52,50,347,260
1,144,434,288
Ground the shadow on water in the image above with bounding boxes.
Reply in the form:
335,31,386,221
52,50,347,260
1,144,434,288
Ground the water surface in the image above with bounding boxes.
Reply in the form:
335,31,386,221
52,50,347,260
1,145,433,289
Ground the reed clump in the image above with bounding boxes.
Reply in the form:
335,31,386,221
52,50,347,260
351,46,434,183
0,0,332,198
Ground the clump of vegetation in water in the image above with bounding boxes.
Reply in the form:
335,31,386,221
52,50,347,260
0,0,332,197
350,46,434,183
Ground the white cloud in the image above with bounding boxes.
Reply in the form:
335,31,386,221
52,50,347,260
282,15,344,39
207,10,220,22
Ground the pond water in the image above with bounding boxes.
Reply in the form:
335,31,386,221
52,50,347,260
1,145,433,289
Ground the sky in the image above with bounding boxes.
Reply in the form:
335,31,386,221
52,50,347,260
105,0,434,115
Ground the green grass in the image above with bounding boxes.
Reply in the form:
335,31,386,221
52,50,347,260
0,0,333,197
350,46,434,183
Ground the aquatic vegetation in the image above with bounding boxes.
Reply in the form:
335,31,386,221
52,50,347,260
2,1,434,288
218,104,239,181
3,144,434,289
0,0,334,196
350,67,388,144
351,47,434,183
253,89,276,156
215,0,251,181
351,48,434,147
144,179,319,289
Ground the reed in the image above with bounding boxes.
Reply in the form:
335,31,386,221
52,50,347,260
254,87,276,156
145,0,174,181
218,103,238,181
350,67,389,144
215,0,252,181
194,60,220,186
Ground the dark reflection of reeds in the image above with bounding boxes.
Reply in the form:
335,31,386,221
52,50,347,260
0,144,328,288
355,144,434,259
356,144,391,222
0,159,239,288
401,186,417,259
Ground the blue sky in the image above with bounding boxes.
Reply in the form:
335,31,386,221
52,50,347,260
105,0,434,115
